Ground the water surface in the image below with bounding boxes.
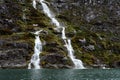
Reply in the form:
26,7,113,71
0,69,120,80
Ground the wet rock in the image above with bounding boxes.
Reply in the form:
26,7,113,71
41,53,73,68
92,64,106,69
113,61,120,68
0,49,29,68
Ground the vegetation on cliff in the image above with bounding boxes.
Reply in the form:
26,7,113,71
0,0,120,68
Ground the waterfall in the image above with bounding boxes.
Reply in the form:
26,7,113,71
39,0,61,30
62,27,67,40
67,39,84,69
33,0,37,9
28,30,43,69
39,0,84,69
63,28,84,69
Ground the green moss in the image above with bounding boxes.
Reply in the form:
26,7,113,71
81,53,95,66
1,0,120,68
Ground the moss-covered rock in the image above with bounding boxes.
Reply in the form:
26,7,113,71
0,0,120,68
40,53,73,69
49,0,120,68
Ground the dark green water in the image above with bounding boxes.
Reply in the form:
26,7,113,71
0,69,120,80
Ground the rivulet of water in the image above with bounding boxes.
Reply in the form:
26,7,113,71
28,30,43,69
32,0,37,9
39,0,84,69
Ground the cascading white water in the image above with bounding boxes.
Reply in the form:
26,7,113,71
62,27,67,40
33,0,37,9
68,39,84,69
39,0,61,30
28,30,43,69
63,28,85,69
39,0,84,69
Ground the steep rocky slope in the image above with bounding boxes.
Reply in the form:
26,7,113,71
0,0,120,68
0,0,73,68
48,0,120,68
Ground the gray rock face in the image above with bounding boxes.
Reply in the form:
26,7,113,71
40,53,73,68
0,1,22,35
0,1,34,68
0,0,120,68
0,38,33,69
49,0,120,35
47,0,120,68
0,49,28,68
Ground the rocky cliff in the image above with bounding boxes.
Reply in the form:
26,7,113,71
0,0,120,68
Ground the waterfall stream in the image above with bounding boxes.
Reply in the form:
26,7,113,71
32,0,37,9
62,28,84,69
28,30,43,69
30,0,84,69
39,0,61,30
